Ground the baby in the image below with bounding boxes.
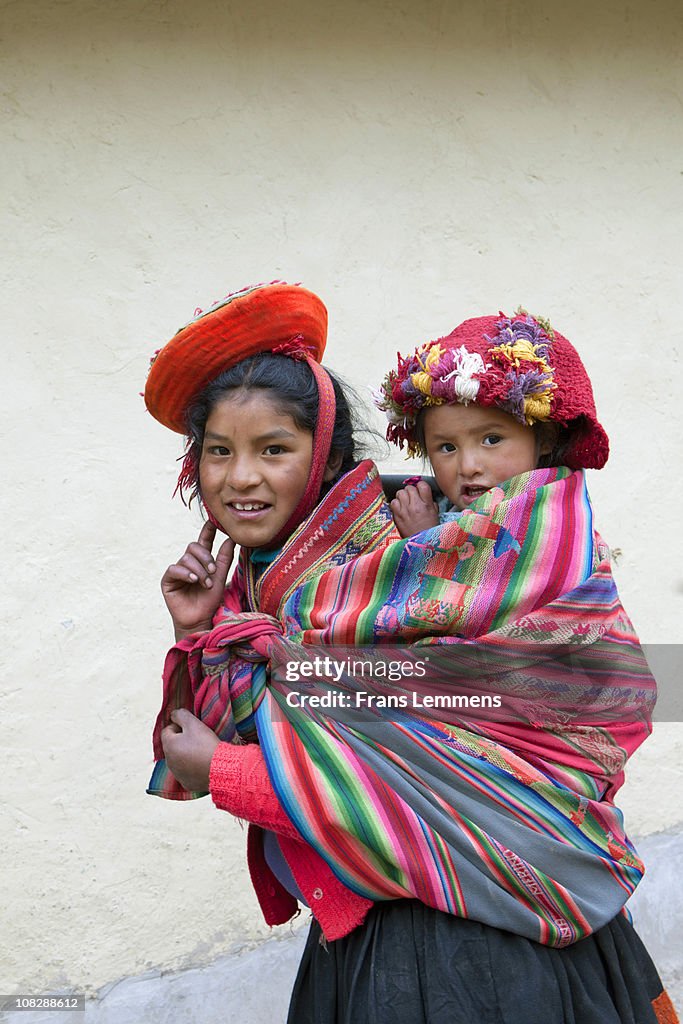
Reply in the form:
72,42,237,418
375,311,594,537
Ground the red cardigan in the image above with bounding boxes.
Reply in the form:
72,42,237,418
209,741,373,941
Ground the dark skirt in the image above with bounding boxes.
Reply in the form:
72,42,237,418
287,901,676,1024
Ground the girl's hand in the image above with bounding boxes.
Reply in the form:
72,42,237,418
161,709,219,792
391,482,439,539
161,522,235,640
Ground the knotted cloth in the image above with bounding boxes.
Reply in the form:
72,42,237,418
149,461,655,947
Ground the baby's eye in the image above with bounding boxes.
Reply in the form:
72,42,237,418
483,434,502,446
439,442,457,453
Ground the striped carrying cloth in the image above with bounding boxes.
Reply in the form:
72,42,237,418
149,461,656,947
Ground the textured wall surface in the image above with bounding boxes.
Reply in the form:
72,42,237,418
2,0,682,1004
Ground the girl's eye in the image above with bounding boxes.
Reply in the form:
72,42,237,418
439,442,457,453
483,434,502,447
207,445,230,456
265,444,285,456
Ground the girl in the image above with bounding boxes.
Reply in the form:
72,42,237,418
146,280,400,933
146,290,676,1023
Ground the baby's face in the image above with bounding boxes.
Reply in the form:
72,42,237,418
423,403,540,510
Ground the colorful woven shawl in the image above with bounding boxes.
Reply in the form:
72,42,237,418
149,460,655,947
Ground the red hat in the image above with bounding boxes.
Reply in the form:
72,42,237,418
145,282,328,434
374,311,609,470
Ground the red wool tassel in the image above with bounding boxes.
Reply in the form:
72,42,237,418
272,334,316,362
174,445,198,504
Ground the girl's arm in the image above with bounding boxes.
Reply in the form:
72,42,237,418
161,709,299,838
209,742,301,839
161,521,235,641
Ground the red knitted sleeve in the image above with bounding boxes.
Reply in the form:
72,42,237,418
209,742,301,840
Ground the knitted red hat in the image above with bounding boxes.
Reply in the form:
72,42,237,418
145,282,328,433
375,311,609,470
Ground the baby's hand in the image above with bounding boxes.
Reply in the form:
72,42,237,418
390,481,439,538
161,521,235,641
161,709,219,792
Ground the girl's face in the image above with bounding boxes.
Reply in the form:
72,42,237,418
199,390,323,548
423,403,546,510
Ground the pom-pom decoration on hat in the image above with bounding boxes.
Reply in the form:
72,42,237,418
374,310,609,470
145,282,328,434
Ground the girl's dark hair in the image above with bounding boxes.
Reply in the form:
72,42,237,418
178,353,360,507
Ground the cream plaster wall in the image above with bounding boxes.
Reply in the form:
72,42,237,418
2,0,682,999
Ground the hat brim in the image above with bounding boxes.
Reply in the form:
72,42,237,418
145,284,328,433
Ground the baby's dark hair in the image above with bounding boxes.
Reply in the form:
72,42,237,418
177,353,360,507
534,422,572,469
